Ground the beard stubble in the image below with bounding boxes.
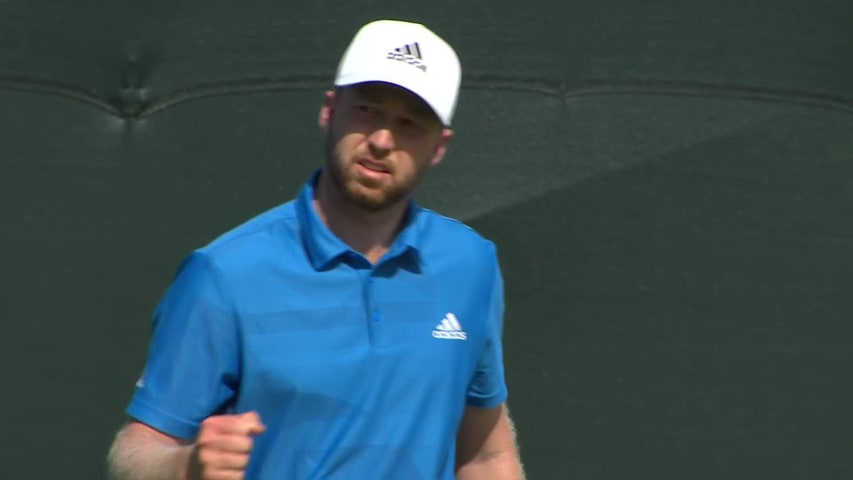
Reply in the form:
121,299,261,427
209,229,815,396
324,132,423,213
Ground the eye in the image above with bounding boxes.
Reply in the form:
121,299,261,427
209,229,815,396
399,117,425,132
356,104,378,114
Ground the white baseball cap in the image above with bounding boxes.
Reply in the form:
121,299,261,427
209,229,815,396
334,19,462,126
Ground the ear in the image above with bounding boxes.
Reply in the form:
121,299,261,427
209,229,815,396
318,90,336,132
429,128,453,166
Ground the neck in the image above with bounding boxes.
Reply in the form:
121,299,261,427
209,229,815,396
313,170,409,264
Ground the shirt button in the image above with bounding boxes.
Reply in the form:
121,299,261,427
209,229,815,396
373,310,382,322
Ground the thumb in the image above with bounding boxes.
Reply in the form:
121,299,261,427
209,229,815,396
236,411,266,435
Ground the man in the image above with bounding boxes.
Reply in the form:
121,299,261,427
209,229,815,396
107,19,525,480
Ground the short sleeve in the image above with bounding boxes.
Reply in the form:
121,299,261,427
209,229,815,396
465,252,509,409
126,251,240,440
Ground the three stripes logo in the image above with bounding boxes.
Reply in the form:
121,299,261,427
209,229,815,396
387,42,427,72
432,313,467,340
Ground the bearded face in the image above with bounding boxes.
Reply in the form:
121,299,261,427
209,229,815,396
323,127,421,212
320,83,451,212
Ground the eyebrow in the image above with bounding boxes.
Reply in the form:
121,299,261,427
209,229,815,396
408,102,437,120
353,86,436,121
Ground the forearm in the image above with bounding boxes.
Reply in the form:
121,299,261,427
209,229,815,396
456,451,525,480
107,424,195,480
455,403,526,480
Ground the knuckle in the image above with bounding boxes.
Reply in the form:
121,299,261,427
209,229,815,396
196,430,212,444
196,447,214,466
200,415,219,428
228,453,250,469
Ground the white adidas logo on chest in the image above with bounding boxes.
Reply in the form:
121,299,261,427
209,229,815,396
432,312,467,340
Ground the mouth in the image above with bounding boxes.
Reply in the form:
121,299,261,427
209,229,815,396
356,158,391,177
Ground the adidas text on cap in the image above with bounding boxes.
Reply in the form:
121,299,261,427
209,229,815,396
334,19,461,127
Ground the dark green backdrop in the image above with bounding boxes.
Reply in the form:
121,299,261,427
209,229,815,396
2,1,851,478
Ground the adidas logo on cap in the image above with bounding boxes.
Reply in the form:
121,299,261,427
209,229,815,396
334,19,462,126
387,42,426,72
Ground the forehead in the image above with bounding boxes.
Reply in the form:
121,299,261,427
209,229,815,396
342,82,438,120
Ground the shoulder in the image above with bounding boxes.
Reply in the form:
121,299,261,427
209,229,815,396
416,207,499,269
195,200,301,270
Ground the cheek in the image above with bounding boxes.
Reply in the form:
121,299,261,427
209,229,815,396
405,140,440,169
331,131,365,159
396,150,435,179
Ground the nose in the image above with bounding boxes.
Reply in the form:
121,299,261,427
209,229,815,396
367,126,395,155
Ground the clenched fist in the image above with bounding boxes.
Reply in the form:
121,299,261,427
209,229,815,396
189,411,266,480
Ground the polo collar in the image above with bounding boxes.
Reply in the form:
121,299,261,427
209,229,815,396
297,170,424,271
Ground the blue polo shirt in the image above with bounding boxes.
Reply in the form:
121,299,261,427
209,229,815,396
126,171,508,479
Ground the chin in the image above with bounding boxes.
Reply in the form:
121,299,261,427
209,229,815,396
348,188,394,212
325,154,412,211
344,179,406,212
